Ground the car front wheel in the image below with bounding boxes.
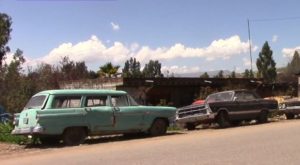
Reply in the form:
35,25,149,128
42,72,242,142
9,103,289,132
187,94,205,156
186,123,196,131
286,113,295,120
217,111,230,128
257,110,268,123
149,119,167,136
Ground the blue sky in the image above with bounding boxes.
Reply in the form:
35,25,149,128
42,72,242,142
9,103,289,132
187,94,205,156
1,0,300,75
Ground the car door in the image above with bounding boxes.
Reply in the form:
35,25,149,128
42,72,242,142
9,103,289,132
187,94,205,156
110,95,144,131
84,95,114,133
47,95,86,133
233,91,259,120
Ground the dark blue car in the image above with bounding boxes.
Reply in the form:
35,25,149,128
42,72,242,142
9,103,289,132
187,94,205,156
0,105,12,123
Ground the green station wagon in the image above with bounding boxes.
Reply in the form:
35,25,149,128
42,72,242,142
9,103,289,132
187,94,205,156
12,89,176,145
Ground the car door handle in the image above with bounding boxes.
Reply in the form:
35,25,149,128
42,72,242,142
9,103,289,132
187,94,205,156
84,107,92,112
114,107,120,112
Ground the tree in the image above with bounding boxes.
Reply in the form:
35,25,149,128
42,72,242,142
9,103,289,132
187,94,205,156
98,62,120,78
2,49,29,113
122,57,141,78
0,13,12,66
200,72,209,78
142,60,163,78
214,70,224,78
256,41,277,83
243,69,250,78
286,51,300,75
230,71,236,78
278,51,300,83
60,56,89,80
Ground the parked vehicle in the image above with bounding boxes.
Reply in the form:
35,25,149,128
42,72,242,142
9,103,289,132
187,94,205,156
0,105,12,124
175,103,214,130
279,97,300,119
176,90,278,129
12,89,176,145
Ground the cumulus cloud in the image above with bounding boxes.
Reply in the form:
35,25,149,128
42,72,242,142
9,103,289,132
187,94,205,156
272,35,278,43
41,35,129,66
110,22,120,31
282,46,300,58
243,57,251,67
23,35,255,72
135,35,254,62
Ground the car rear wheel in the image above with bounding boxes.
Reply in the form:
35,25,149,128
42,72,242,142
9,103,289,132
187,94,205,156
217,111,230,128
257,111,268,123
149,119,167,136
186,123,196,131
286,113,295,120
63,127,86,146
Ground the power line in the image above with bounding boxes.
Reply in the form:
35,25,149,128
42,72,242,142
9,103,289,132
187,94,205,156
250,16,300,22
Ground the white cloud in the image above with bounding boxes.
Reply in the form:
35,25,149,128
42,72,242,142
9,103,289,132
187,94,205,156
40,35,129,66
272,35,278,43
243,57,251,67
110,22,120,31
22,35,256,72
282,46,300,58
135,35,255,62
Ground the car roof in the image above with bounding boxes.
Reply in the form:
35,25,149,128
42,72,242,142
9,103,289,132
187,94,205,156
36,89,127,95
209,89,250,95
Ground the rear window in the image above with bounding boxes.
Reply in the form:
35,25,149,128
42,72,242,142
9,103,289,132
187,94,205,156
206,92,233,103
24,95,48,110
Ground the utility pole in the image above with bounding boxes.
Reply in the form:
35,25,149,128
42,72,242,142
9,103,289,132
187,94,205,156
247,19,253,72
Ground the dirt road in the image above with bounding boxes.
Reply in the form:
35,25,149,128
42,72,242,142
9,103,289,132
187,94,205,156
2,120,300,165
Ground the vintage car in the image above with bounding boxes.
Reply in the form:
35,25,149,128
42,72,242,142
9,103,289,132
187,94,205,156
0,105,12,124
176,90,278,129
12,89,176,145
280,97,300,119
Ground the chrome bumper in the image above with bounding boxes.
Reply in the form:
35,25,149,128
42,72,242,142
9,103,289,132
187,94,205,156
11,125,44,135
279,106,300,115
175,113,215,127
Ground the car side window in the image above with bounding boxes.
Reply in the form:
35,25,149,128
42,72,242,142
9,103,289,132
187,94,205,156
111,95,129,107
234,92,244,101
244,92,256,100
52,96,82,109
85,96,108,107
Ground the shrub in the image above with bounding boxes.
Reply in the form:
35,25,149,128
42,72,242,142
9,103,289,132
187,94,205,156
0,123,28,144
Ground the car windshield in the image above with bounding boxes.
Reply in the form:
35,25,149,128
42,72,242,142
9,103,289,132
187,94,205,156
24,95,48,110
206,92,234,103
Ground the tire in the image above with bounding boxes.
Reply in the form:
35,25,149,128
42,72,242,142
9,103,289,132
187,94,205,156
39,136,61,145
257,111,268,123
286,113,295,120
63,127,86,146
149,119,167,136
186,123,196,131
217,111,230,128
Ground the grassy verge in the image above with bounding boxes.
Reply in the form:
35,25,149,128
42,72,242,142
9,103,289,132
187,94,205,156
0,123,28,144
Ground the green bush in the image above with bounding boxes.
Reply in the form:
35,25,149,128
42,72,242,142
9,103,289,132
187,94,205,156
0,123,28,144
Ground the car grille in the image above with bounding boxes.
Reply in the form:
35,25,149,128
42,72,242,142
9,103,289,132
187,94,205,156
177,104,208,118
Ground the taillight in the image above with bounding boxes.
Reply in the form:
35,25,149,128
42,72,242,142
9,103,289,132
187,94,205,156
13,114,19,126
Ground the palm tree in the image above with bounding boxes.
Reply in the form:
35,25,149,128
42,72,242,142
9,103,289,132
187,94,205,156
98,62,120,78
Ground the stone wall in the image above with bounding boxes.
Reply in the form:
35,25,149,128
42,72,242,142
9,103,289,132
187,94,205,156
59,78,123,90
